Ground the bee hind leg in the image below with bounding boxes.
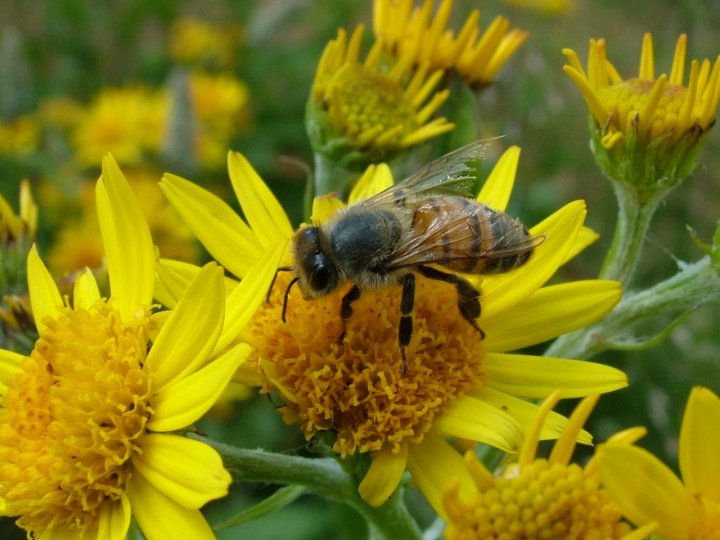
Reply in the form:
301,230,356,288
416,265,485,340
398,273,415,372
338,284,361,343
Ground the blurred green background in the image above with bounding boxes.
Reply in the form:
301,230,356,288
1,0,719,538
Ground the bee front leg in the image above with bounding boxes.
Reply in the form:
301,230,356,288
417,265,485,340
398,273,415,372
338,284,361,343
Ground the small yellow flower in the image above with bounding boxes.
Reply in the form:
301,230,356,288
0,115,38,155
0,156,269,539
0,180,37,347
72,87,167,168
373,0,528,88
189,71,253,169
599,386,720,539
169,17,240,70
159,146,628,513
442,392,656,539
0,180,36,247
308,24,454,164
564,33,720,191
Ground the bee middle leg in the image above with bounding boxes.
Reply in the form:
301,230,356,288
416,265,485,339
338,284,361,343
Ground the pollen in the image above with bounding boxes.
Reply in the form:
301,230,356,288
443,459,632,540
247,274,485,458
0,300,152,534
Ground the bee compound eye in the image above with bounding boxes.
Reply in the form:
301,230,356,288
308,253,336,294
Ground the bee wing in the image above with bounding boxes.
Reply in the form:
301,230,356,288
386,203,544,270
356,140,492,209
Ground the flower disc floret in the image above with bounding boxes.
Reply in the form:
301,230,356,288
250,274,484,458
0,300,152,533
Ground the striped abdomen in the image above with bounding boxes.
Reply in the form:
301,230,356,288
408,195,535,274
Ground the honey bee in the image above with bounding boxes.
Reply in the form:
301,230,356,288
271,141,543,366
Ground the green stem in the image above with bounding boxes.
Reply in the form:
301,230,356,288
599,183,664,284
197,436,422,540
547,256,720,359
313,151,354,199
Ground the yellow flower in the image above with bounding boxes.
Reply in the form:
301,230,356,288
188,71,253,169
0,156,268,539
443,392,656,538
0,180,36,247
503,0,573,16
0,115,38,155
159,146,628,512
169,17,240,70
308,24,454,164
599,386,720,539
0,180,37,347
564,33,720,191
373,0,528,88
72,87,167,168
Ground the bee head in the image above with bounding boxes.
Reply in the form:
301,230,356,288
292,226,338,297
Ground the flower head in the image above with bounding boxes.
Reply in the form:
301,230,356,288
308,24,454,170
442,392,655,539
169,17,240,70
0,180,37,349
72,87,167,168
564,33,720,192
0,156,255,539
160,146,628,512
599,386,720,539
373,0,528,88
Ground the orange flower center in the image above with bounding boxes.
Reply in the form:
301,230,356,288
246,273,485,458
444,460,632,539
0,301,152,535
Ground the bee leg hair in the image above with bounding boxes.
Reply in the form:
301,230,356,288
338,284,362,343
416,265,485,340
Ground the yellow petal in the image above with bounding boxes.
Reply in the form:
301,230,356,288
27,244,63,334
227,151,294,248
480,200,586,320
564,226,599,264
476,145,520,211
154,258,239,309
214,240,288,354
482,280,621,352
0,349,24,385
160,172,263,278
132,434,230,509
72,268,101,310
348,163,393,204
598,445,691,539
434,394,523,452
311,194,344,224
484,352,628,398
148,343,249,432
145,263,224,391
519,391,561,468
548,394,599,466
358,444,408,507
473,386,592,445
127,470,215,540
406,431,475,519
679,386,720,501
96,155,154,321
97,494,131,540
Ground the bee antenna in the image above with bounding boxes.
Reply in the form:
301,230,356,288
282,277,300,323
267,265,294,304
